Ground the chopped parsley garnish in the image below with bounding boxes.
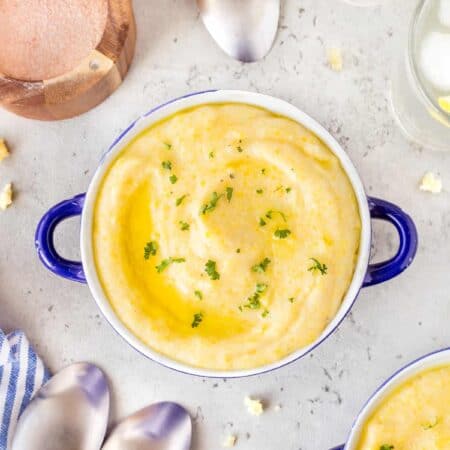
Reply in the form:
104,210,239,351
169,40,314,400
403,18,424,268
169,174,178,184
286,187,292,193
261,168,266,175
256,283,268,293
201,191,224,215
176,194,188,206
237,144,244,152
274,229,291,239
162,160,172,170
266,210,287,222
226,187,233,202
144,241,158,259
209,151,214,159
236,248,241,253
205,260,220,280
179,221,190,231
244,292,261,310
259,217,267,227
379,446,394,450
191,312,203,328
252,257,271,273
194,290,203,300
164,142,172,150
242,283,268,310
262,309,270,318
288,297,294,303
156,257,185,273
256,189,264,194
308,258,328,275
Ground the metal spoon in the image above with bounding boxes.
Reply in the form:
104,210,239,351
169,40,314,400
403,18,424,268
197,0,280,62
102,402,192,450
11,363,110,450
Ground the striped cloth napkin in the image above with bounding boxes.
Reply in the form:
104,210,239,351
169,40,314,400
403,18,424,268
0,330,50,450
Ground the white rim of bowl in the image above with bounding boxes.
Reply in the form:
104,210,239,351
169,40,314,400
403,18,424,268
80,90,371,378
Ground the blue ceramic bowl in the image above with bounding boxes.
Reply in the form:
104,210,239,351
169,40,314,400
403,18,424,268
330,347,450,450
35,90,418,377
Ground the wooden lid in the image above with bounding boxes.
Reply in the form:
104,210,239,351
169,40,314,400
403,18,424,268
0,0,136,121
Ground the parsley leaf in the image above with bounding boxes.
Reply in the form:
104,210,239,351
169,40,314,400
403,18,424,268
286,187,292,193
144,241,158,260
274,229,291,239
259,217,267,227
194,290,203,300
169,174,178,184
179,221,190,231
209,151,214,159
256,188,263,194
242,283,268,310
244,292,261,310
156,257,186,273
379,446,394,450
256,283,268,293
201,192,223,215
162,160,172,170
205,260,220,280
191,312,203,328
288,297,294,303
176,194,188,206
262,309,270,318
226,187,233,202
252,257,271,273
164,142,172,150
261,168,266,175
308,258,328,275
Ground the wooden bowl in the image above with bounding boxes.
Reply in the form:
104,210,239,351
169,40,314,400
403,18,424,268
0,0,136,121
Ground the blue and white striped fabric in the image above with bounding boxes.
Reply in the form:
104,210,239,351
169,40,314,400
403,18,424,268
0,330,50,450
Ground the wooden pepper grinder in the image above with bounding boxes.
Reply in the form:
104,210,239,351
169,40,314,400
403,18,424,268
0,0,136,121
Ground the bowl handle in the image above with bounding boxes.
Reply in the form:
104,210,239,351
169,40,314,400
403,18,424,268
363,196,418,287
35,193,86,283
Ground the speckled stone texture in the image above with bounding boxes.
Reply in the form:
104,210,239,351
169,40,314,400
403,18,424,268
1,1,449,449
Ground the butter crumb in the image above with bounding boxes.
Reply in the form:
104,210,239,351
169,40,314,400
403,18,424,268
0,183,13,210
420,172,442,194
0,139,10,163
222,435,237,447
244,396,264,416
327,47,343,71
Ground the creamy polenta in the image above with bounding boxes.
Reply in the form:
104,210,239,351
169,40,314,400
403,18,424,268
356,365,450,450
93,103,361,370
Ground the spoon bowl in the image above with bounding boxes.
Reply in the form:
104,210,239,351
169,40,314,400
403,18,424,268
102,402,192,450
11,363,110,450
197,0,280,62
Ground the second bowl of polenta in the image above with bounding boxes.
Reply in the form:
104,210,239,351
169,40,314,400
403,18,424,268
35,90,418,377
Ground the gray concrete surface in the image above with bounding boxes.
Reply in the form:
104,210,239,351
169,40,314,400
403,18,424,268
1,1,449,449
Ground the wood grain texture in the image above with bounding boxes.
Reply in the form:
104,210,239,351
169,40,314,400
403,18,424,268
0,0,136,121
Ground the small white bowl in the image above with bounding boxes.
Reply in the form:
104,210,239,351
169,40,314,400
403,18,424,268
330,347,450,450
